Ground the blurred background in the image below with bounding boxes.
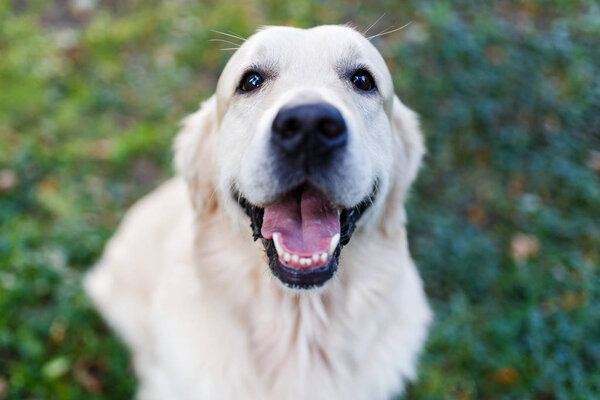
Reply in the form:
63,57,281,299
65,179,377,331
1,0,599,399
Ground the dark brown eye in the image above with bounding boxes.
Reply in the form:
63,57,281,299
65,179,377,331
351,69,376,91
239,71,264,92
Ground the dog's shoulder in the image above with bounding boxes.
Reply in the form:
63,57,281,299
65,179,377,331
84,177,194,351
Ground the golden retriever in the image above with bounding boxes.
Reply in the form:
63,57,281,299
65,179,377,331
85,25,431,400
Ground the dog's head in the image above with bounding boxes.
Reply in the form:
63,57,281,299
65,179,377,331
175,25,424,289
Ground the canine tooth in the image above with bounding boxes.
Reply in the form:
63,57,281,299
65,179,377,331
320,253,328,262
292,254,299,263
328,234,340,256
283,252,291,262
312,254,319,262
272,233,283,255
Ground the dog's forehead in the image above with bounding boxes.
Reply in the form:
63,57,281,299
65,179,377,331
216,25,393,103
244,25,384,63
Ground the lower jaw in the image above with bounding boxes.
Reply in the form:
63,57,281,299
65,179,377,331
263,238,340,289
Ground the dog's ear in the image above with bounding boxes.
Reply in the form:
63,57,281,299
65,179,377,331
174,95,219,216
381,95,426,236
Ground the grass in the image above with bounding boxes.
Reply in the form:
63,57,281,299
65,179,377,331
0,0,599,399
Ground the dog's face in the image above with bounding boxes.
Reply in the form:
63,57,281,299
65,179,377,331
176,25,424,290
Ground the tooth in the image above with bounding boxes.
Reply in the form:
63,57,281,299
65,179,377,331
284,252,291,262
312,254,319,262
328,234,340,256
300,258,306,266
273,233,283,255
292,254,299,263
305,258,312,266
321,253,327,262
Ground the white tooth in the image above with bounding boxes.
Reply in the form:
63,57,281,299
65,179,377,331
292,254,299,263
320,253,328,262
284,253,291,262
272,233,283,255
305,258,312,266
300,258,307,266
328,234,340,256
312,254,319,262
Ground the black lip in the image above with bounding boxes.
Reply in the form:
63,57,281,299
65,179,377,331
235,181,379,289
263,237,340,289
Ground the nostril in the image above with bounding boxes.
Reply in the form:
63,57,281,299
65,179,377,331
319,119,344,139
281,118,301,139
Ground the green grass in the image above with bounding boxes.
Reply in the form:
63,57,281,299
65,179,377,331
1,1,599,399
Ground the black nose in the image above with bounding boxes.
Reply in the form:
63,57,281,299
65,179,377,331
271,103,347,160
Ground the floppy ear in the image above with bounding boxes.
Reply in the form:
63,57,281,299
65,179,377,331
381,95,426,236
174,95,219,216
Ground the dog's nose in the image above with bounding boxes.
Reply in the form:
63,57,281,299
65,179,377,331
271,103,347,159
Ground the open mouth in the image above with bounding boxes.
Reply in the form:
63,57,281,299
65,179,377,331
235,182,378,289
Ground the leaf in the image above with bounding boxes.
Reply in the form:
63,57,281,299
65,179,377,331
510,233,541,263
42,357,71,380
492,367,519,385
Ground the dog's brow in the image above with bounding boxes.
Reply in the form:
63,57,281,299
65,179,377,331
243,54,279,78
334,46,368,73
335,56,373,77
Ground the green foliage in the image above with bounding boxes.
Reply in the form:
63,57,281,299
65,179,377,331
400,3,600,399
0,1,598,399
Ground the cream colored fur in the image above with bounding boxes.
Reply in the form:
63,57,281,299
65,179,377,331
85,25,432,400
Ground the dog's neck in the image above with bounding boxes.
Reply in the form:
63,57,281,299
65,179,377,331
191,207,410,394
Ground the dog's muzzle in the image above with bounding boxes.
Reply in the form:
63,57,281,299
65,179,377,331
233,102,377,289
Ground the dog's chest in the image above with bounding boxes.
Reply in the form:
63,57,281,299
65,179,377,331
148,244,430,400
151,274,380,400
245,293,358,398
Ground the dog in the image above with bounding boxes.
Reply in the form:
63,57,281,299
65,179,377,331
85,25,432,400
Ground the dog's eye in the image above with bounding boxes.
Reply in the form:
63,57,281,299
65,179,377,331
351,70,376,91
239,71,264,92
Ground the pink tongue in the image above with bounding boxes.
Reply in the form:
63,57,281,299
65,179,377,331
261,187,340,256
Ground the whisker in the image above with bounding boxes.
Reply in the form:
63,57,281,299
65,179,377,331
210,29,247,42
196,246,229,257
207,186,219,206
236,187,243,227
225,30,247,41
367,21,412,41
208,38,241,47
220,47,240,52
363,13,386,35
